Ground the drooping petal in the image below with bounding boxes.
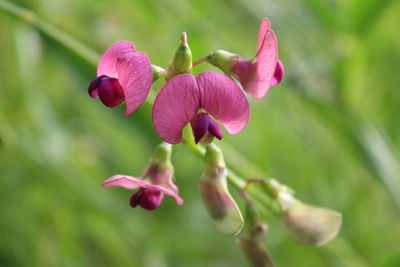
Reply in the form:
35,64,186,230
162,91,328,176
152,74,200,144
97,77,125,107
257,18,271,52
97,41,136,77
102,175,183,205
197,71,249,134
271,59,284,86
116,51,153,115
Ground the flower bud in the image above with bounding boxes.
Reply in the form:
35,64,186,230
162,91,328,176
198,144,244,235
165,32,192,80
207,50,239,75
282,200,342,247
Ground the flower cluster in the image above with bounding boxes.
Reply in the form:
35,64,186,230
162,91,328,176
89,18,284,211
88,18,342,265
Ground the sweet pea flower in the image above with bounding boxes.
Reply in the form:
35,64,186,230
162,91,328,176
88,41,152,115
152,71,250,144
208,18,284,99
101,143,183,210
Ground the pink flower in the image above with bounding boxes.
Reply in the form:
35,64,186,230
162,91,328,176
102,167,183,210
88,41,153,116
231,18,284,99
152,71,250,144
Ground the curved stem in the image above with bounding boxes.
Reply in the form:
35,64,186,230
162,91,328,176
192,55,210,68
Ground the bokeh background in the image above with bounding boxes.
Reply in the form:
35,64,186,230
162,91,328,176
1,0,400,266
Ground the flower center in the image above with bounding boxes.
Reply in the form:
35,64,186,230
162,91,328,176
190,113,223,144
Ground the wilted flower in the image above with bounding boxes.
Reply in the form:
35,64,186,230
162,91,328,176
282,200,342,247
208,18,284,99
152,71,249,144
101,143,183,210
88,41,153,115
198,144,244,235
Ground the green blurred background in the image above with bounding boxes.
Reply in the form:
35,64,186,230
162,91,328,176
1,0,400,266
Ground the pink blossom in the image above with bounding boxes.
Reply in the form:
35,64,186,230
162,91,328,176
231,18,284,99
102,167,183,210
152,71,250,144
88,41,152,115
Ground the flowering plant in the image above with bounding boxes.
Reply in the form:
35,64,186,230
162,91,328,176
88,18,342,266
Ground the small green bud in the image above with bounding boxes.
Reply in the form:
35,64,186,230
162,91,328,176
199,144,244,235
208,50,239,75
282,200,342,247
165,32,192,80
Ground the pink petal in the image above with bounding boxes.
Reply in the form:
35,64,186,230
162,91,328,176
245,29,278,99
152,74,200,144
197,71,249,134
271,59,284,86
257,18,271,52
116,51,153,116
102,175,183,205
97,41,136,77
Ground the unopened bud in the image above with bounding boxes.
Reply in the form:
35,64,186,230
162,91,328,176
282,200,342,247
208,50,239,75
198,144,244,235
165,32,192,80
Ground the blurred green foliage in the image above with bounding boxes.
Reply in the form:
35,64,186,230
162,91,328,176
1,0,400,266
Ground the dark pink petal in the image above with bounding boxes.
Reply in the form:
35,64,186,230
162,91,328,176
130,189,164,210
152,74,200,144
97,78,125,107
88,76,103,98
257,18,271,52
97,41,136,77
102,175,183,205
271,60,284,86
197,71,249,134
208,118,223,140
190,113,210,144
116,51,153,116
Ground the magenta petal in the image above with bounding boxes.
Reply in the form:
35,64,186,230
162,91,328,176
97,41,136,77
190,113,210,144
88,76,103,98
271,59,284,86
197,71,249,134
257,18,271,52
152,74,200,144
116,51,153,116
102,175,183,205
97,78,125,107
208,118,223,140
130,189,164,210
